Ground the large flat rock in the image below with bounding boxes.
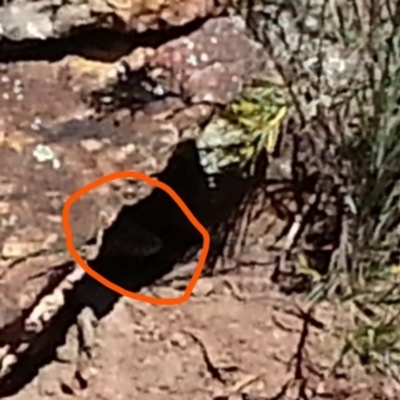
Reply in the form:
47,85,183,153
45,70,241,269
0,0,225,42
0,60,180,333
0,16,277,386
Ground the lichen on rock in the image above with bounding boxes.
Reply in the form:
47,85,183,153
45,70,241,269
194,81,290,183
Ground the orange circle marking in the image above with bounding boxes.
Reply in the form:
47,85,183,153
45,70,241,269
62,170,210,306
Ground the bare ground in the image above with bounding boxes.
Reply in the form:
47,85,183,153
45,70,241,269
0,17,399,400
6,272,398,400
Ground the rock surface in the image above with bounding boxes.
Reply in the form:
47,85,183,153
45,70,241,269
0,59,181,336
0,0,226,42
0,15,275,385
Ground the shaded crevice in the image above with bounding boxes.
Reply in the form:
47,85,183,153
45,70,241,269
0,261,75,346
0,139,255,396
0,18,208,63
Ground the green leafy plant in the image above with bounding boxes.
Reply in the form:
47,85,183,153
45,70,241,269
196,81,289,178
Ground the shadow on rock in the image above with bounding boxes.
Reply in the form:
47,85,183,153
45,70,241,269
0,20,207,63
0,138,256,396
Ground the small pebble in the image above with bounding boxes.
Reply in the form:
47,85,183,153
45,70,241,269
0,354,17,376
122,143,136,154
0,202,10,214
200,53,209,62
1,214,17,228
30,117,42,131
201,93,215,102
80,138,103,152
169,332,188,348
153,84,165,96
101,96,113,104
192,278,214,297
52,158,61,169
0,345,10,361
106,66,119,81
13,79,22,88
2,237,41,258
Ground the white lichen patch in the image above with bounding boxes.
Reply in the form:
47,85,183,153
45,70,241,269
32,144,62,169
32,144,55,163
